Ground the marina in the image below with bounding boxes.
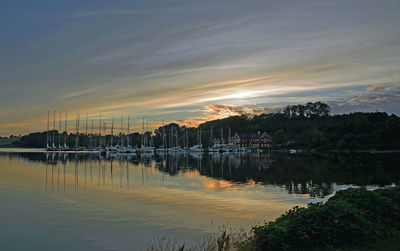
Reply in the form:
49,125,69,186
43,111,269,155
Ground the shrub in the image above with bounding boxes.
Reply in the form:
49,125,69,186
251,187,400,250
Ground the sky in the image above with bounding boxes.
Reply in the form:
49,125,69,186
1,0,400,136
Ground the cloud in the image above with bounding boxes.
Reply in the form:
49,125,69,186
366,85,386,92
175,104,280,127
329,84,400,114
204,104,273,118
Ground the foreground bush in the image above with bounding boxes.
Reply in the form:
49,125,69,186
250,187,400,250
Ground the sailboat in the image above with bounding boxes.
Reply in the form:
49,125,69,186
52,111,57,150
57,111,62,150
83,112,92,151
62,112,69,151
117,114,127,153
108,114,118,152
139,117,155,154
207,127,219,153
73,112,81,151
224,128,239,153
218,127,226,153
190,127,204,152
125,115,136,153
168,126,182,154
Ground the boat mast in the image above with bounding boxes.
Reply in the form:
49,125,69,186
141,117,145,147
52,111,56,148
99,113,102,147
111,114,114,146
75,112,80,148
85,112,88,148
46,111,50,148
146,122,149,147
64,112,68,147
90,120,94,148
120,114,123,146
58,111,62,148
103,122,106,146
127,116,130,147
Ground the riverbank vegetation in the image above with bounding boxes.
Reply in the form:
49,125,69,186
148,187,400,250
242,187,400,250
12,102,400,151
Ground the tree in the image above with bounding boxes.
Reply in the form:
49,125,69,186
273,129,287,145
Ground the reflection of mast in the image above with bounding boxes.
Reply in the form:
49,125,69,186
57,157,60,192
90,157,93,184
120,160,123,190
84,158,87,191
63,157,66,192
210,157,213,176
126,159,129,190
51,160,54,192
110,158,113,188
220,154,224,177
98,158,101,189
45,158,48,192
74,155,78,192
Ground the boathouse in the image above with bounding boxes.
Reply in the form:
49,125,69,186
232,132,272,148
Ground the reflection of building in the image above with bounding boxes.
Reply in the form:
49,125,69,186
238,153,272,169
232,132,272,148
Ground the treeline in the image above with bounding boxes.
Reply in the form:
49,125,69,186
15,102,400,150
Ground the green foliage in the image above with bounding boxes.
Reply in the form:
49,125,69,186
273,129,287,145
251,187,400,250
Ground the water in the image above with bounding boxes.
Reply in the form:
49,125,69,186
0,149,399,250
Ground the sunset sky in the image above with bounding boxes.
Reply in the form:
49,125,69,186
1,0,400,136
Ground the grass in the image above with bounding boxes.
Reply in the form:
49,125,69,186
146,227,252,251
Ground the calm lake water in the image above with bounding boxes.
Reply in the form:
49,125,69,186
1,148,399,250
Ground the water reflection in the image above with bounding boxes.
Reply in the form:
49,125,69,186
2,151,399,198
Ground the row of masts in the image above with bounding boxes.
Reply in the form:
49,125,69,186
46,112,249,154
46,111,138,151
